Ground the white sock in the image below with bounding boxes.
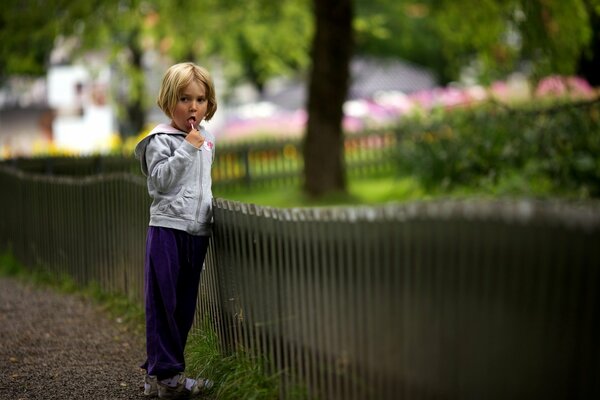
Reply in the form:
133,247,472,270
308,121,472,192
144,375,156,391
160,374,181,387
184,378,196,391
159,374,196,390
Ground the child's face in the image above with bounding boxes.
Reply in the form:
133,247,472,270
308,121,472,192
171,80,208,132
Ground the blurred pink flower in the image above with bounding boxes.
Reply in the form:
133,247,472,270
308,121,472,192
438,87,471,108
408,89,437,109
535,75,594,98
565,76,594,96
490,81,511,101
217,74,596,142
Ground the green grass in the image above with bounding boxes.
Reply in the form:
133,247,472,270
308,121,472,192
185,321,286,400
185,320,310,400
214,176,428,208
214,172,572,208
0,249,78,292
0,248,145,335
0,248,304,398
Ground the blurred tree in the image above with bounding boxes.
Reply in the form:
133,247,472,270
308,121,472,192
354,0,454,83
0,0,313,133
354,0,600,86
578,0,600,85
208,0,312,96
4,0,597,197
150,0,311,98
0,0,88,82
434,0,600,84
0,0,150,136
303,0,353,197
68,0,149,136
302,0,600,196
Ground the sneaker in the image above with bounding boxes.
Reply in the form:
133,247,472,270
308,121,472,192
144,374,158,397
158,374,214,399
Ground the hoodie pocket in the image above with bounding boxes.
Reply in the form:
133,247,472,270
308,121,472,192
197,199,213,225
157,189,196,220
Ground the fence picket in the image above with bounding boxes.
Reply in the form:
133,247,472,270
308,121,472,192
1,167,600,399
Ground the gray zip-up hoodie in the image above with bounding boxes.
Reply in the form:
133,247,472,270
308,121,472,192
134,123,215,236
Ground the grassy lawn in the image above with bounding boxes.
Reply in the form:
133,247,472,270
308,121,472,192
213,171,577,209
214,176,428,208
0,249,288,400
2,165,591,399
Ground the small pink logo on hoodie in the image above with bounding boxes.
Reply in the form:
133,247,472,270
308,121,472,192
204,141,214,151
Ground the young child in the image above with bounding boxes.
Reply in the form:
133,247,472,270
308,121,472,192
134,62,217,399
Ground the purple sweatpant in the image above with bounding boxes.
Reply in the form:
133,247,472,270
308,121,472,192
140,226,210,379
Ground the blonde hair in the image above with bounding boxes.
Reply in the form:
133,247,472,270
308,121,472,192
157,62,217,121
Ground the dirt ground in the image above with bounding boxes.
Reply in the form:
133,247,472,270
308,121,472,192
0,277,147,399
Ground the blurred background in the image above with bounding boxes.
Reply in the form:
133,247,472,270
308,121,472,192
1,0,598,156
2,3,600,398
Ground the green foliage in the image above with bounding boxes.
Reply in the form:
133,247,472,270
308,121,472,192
433,0,514,82
210,0,312,94
398,99,600,197
0,0,70,78
354,0,600,84
216,175,428,208
355,0,449,81
185,319,310,400
1,0,312,132
2,0,599,89
517,0,592,79
0,247,144,334
432,0,596,83
0,247,22,276
138,0,312,96
81,282,145,334
0,246,61,285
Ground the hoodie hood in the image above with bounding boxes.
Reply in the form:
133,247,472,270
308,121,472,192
134,123,183,158
134,123,187,176
133,122,213,177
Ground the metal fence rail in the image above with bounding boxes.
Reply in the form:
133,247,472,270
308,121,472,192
209,199,600,399
0,167,150,302
1,166,599,399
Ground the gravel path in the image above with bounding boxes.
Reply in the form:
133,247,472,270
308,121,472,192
0,277,147,400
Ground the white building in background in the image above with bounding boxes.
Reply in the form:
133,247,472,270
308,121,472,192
47,64,115,153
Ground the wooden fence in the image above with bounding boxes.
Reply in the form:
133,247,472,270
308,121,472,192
1,165,599,399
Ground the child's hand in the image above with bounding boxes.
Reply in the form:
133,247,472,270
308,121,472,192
185,121,205,149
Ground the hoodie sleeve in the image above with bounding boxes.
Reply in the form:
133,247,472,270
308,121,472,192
145,134,200,193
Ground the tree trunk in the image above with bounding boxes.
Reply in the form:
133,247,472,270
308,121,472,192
120,28,146,137
128,40,146,136
303,0,353,197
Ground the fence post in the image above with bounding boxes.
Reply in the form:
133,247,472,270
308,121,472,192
394,126,403,177
242,145,251,188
